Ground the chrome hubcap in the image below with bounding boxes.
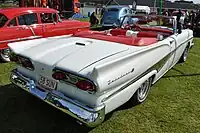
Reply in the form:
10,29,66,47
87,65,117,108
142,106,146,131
138,80,150,100
183,48,188,61
1,49,10,58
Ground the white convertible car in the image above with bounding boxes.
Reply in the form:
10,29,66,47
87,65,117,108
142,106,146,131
9,15,194,127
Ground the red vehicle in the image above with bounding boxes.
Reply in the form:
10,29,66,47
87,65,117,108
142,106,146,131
0,7,90,62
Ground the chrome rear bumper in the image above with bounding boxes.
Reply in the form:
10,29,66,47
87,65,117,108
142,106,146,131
10,69,105,127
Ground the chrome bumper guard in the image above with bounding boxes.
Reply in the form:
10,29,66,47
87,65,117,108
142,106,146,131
10,69,105,127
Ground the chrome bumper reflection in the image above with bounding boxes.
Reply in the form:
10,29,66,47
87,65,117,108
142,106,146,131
10,69,105,127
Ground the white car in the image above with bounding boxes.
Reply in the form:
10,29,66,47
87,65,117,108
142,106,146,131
8,15,194,127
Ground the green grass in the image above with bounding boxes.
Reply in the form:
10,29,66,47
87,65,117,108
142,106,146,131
75,18,89,22
0,38,200,133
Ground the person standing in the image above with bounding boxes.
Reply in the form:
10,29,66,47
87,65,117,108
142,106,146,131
89,12,99,27
41,0,47,7
190,10,196,30
176,9,182,34
34,0,41,7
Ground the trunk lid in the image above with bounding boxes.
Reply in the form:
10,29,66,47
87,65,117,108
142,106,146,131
11,37,130,73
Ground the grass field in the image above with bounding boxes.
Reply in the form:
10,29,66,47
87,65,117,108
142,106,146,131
0,38,200,133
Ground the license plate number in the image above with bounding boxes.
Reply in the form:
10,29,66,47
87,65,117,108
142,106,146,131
38,76,57,90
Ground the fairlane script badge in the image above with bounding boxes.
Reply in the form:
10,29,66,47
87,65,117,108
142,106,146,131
108,68,135,85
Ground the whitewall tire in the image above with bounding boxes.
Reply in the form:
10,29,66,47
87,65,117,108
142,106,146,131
131,78,152,105
0,49,11,62
178,46,189,63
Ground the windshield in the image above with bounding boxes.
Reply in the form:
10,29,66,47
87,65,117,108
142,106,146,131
0,14,8,28
102,8,120,22
147,16,174,28
121,15,174,30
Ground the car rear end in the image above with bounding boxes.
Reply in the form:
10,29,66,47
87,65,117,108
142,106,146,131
10,58,105,127
8,37,137,127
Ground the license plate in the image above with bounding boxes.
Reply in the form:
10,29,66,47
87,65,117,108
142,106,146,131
38,75,57,90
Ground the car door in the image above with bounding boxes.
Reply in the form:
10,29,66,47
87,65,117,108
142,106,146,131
167,36,177,69
40,12,62,37
0,17,25,44
0,17,25,49
168,31,188,67
17,13,43,40
40,12,77,37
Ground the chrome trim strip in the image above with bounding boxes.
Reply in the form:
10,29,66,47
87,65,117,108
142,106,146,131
0,36,42,44
102,37,193,102
29,26,36,36
101,54,169,102
51,26,90,32
10,69,105,127
170,37,193,50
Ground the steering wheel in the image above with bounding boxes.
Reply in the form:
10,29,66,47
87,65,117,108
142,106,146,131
122,24,141,30
124,24,132,30
130,24,142,31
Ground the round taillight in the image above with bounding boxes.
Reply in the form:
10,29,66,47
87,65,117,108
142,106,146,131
52,71,66,80
76,80,94,91
19,57,34,70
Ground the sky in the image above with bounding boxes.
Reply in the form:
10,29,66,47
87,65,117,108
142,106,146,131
170,0,200,4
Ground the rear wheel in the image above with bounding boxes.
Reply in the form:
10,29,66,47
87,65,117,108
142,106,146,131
0,48,10,62
131,77,152,105
178,46,189,63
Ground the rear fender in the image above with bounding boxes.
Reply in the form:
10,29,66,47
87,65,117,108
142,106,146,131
102,70,157,114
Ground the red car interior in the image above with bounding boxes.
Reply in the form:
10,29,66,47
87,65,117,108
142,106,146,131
73,30,158,46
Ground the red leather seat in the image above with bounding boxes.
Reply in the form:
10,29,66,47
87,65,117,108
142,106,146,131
137,31,158,38
110,29,127,36
73,30,158,46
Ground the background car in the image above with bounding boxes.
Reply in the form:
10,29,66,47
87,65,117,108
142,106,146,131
100,5,133,28
0,7,90,62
